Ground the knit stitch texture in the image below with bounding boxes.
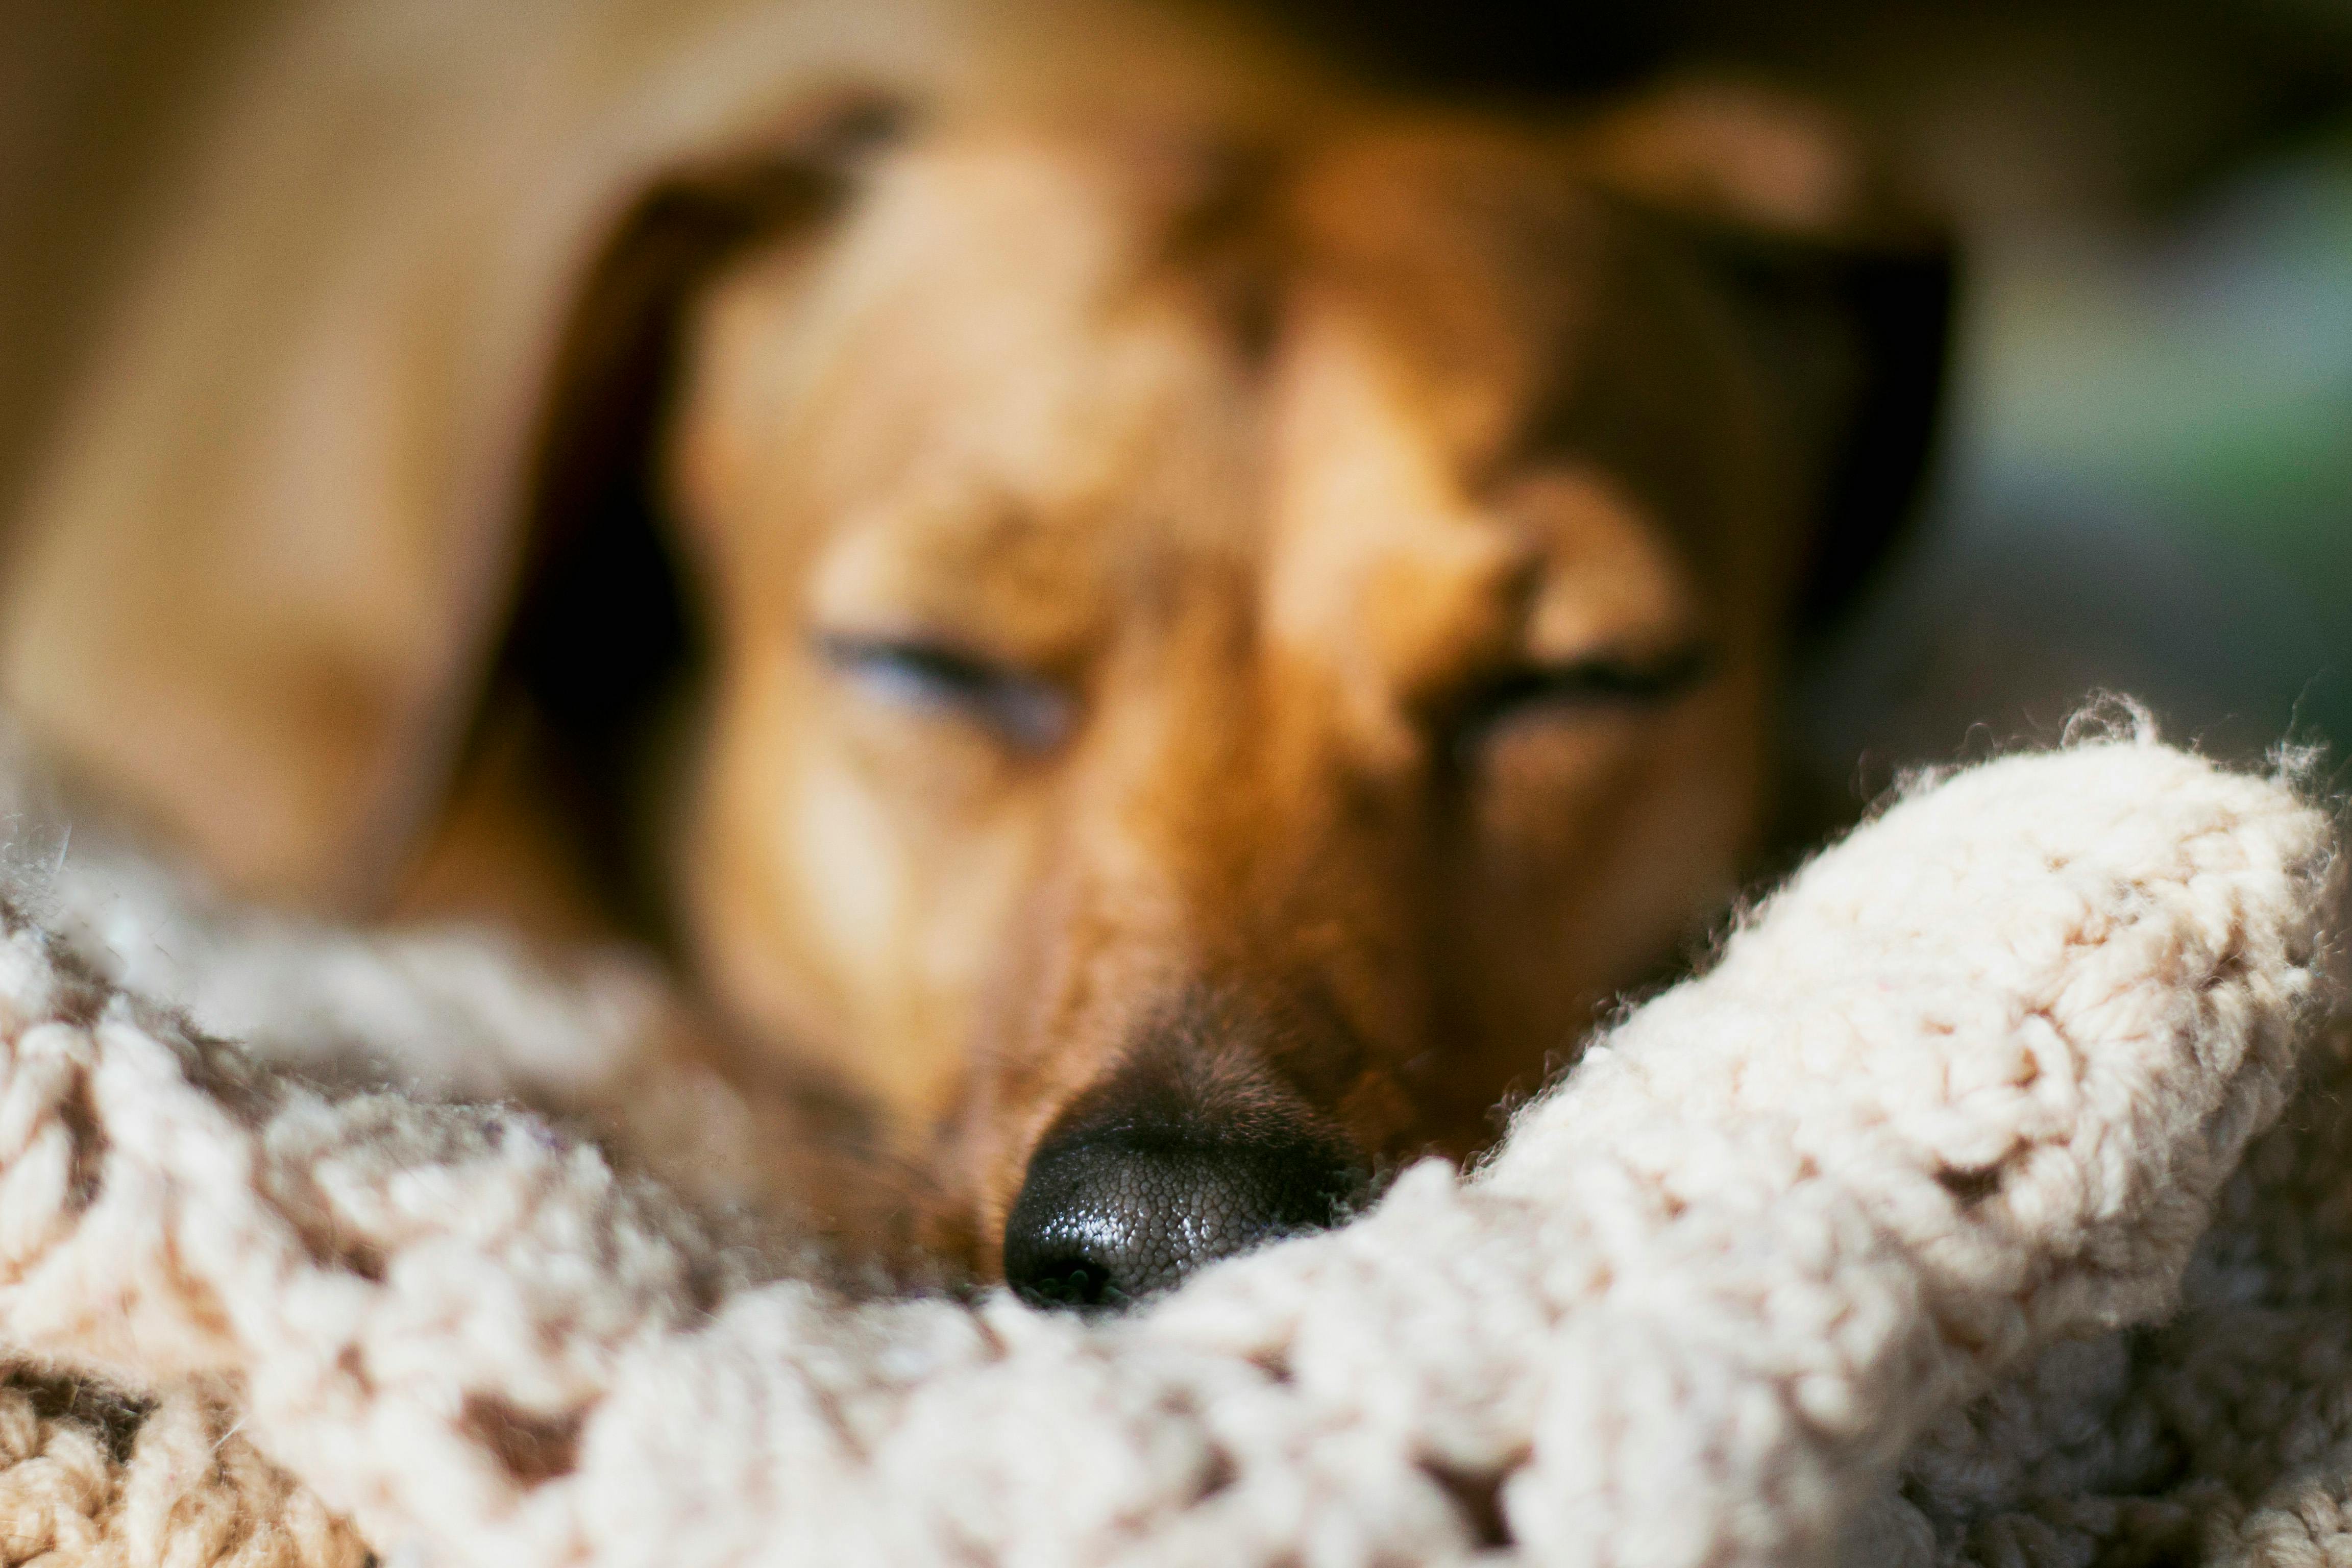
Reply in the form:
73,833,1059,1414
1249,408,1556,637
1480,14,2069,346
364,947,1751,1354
0,720,2340,1567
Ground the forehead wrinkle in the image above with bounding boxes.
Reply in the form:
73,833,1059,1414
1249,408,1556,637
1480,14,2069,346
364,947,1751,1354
1265,299,1541,756
1281,129,1760,608
777,175,1261,637
741,130,1185,500
1285,132,1614,473
1502,216,1751,556
1136,134,1292,372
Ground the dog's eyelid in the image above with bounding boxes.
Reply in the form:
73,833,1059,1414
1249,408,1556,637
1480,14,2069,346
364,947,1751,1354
814,631,1077,751
1440,641,1716,754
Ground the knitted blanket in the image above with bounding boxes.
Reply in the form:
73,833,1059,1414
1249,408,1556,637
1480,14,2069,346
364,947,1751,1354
0,720,2342,1567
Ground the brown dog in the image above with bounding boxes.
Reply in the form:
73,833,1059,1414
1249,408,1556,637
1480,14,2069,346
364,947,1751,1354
0,0,1947,1301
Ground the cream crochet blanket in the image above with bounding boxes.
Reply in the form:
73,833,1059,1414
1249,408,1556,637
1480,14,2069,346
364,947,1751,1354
0,722,2343,1567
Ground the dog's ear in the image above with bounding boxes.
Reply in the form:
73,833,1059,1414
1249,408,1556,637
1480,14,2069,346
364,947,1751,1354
485,98,902,925
0,74,901,913
520,95,904,580
1574,81,1955,633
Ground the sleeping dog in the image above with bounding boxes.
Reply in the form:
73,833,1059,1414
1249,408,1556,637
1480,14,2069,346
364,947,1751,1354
0,0,1947,1302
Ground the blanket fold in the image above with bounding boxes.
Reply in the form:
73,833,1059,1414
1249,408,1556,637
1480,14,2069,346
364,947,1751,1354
0,725,2337,1566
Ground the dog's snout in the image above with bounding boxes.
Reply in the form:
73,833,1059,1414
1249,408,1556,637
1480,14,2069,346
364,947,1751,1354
1003,1130,1357,1309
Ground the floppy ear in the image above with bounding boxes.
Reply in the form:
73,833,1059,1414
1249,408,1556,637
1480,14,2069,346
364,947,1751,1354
0,61,898,913
1574,81,1956,633
483,102,901,926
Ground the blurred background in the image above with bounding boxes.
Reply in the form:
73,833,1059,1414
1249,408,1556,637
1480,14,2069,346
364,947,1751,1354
3,0,2349,791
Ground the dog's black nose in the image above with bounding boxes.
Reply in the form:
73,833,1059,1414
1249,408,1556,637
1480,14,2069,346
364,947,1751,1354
1003,1130,1358,1309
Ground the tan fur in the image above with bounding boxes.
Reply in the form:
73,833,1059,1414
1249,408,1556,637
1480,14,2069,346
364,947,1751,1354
0,1,1945,1275
663,118,1795,1254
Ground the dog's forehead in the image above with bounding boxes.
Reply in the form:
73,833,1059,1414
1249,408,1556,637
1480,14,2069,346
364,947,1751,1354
850,118,1635,417
1285,127,1616,441
785,126,1259,530
1285,127,1761,568
761,119,1732,655
792,120,1640,453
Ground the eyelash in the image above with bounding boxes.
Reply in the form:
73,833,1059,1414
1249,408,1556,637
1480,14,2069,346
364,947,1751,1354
819,634,1707,763
1442,646,1714,755
816,633,1076,752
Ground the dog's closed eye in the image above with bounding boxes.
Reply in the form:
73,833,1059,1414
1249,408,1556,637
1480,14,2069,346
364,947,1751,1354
1441,645,1714,760
816,633,1076,752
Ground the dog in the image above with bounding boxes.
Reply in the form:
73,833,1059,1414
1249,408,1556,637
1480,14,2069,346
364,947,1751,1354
0,0,1949,1302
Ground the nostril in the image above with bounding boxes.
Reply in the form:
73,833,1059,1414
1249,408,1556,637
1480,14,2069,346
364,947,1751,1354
1014,1256,1118,1310
1002,1132,1360,1311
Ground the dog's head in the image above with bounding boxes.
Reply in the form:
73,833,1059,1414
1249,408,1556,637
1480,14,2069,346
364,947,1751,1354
0,63,1947,1301
537,89,1949,1296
